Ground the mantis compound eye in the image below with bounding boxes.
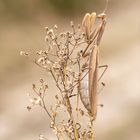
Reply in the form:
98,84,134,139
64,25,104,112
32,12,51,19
97,13,106,19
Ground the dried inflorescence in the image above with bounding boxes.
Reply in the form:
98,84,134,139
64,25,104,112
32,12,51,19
21,11,107,140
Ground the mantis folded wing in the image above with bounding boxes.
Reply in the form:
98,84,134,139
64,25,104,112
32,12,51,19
80,45,98,120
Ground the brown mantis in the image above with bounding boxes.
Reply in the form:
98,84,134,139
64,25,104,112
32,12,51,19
79,11,108,120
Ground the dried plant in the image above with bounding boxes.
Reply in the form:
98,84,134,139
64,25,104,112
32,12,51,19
20,9,108,140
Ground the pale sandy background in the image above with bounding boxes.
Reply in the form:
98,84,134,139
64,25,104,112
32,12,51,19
0,0,140,140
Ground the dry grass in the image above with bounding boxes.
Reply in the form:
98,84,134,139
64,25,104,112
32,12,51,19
21,11,108,140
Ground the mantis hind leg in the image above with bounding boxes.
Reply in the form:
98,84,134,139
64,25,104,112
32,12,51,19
98,65,108,81
97,65,108,94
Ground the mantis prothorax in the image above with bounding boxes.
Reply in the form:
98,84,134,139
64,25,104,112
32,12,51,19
79,11,107,120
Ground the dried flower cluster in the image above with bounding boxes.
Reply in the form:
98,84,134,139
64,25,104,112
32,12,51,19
21,11,107,140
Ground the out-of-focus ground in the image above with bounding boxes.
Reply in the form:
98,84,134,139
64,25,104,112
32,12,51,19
0,0,140,140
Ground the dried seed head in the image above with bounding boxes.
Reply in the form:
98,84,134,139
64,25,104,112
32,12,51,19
20,51,24,56
27,106,32,111
52,42,56,46
54,24,58,30
45,36,49,42
53,62,60,70
39,134,47,140
78,24,81,29
38,57,44,63
20,51,29,56
52,128,58,135
36,50,43,55
45,27,49,32
70,21,74,27
101,82,106,86
32,84,36,89
45,84,48,89
39,78,44,83
50,121,54,128
60,32,66,38
55,95,59,99
46,60,51,64
30,97,41,105
79,108,84,116
47,29,54,36
66,31,71,37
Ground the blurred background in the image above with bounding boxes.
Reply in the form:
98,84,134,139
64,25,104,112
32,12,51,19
0,0,140,140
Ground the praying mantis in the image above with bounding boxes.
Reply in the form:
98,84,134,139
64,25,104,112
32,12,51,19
79,11,108,120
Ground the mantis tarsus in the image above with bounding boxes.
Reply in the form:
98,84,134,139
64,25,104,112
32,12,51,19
79,11,107,120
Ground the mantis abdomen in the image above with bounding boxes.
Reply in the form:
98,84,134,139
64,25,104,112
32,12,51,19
80,71,91,112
